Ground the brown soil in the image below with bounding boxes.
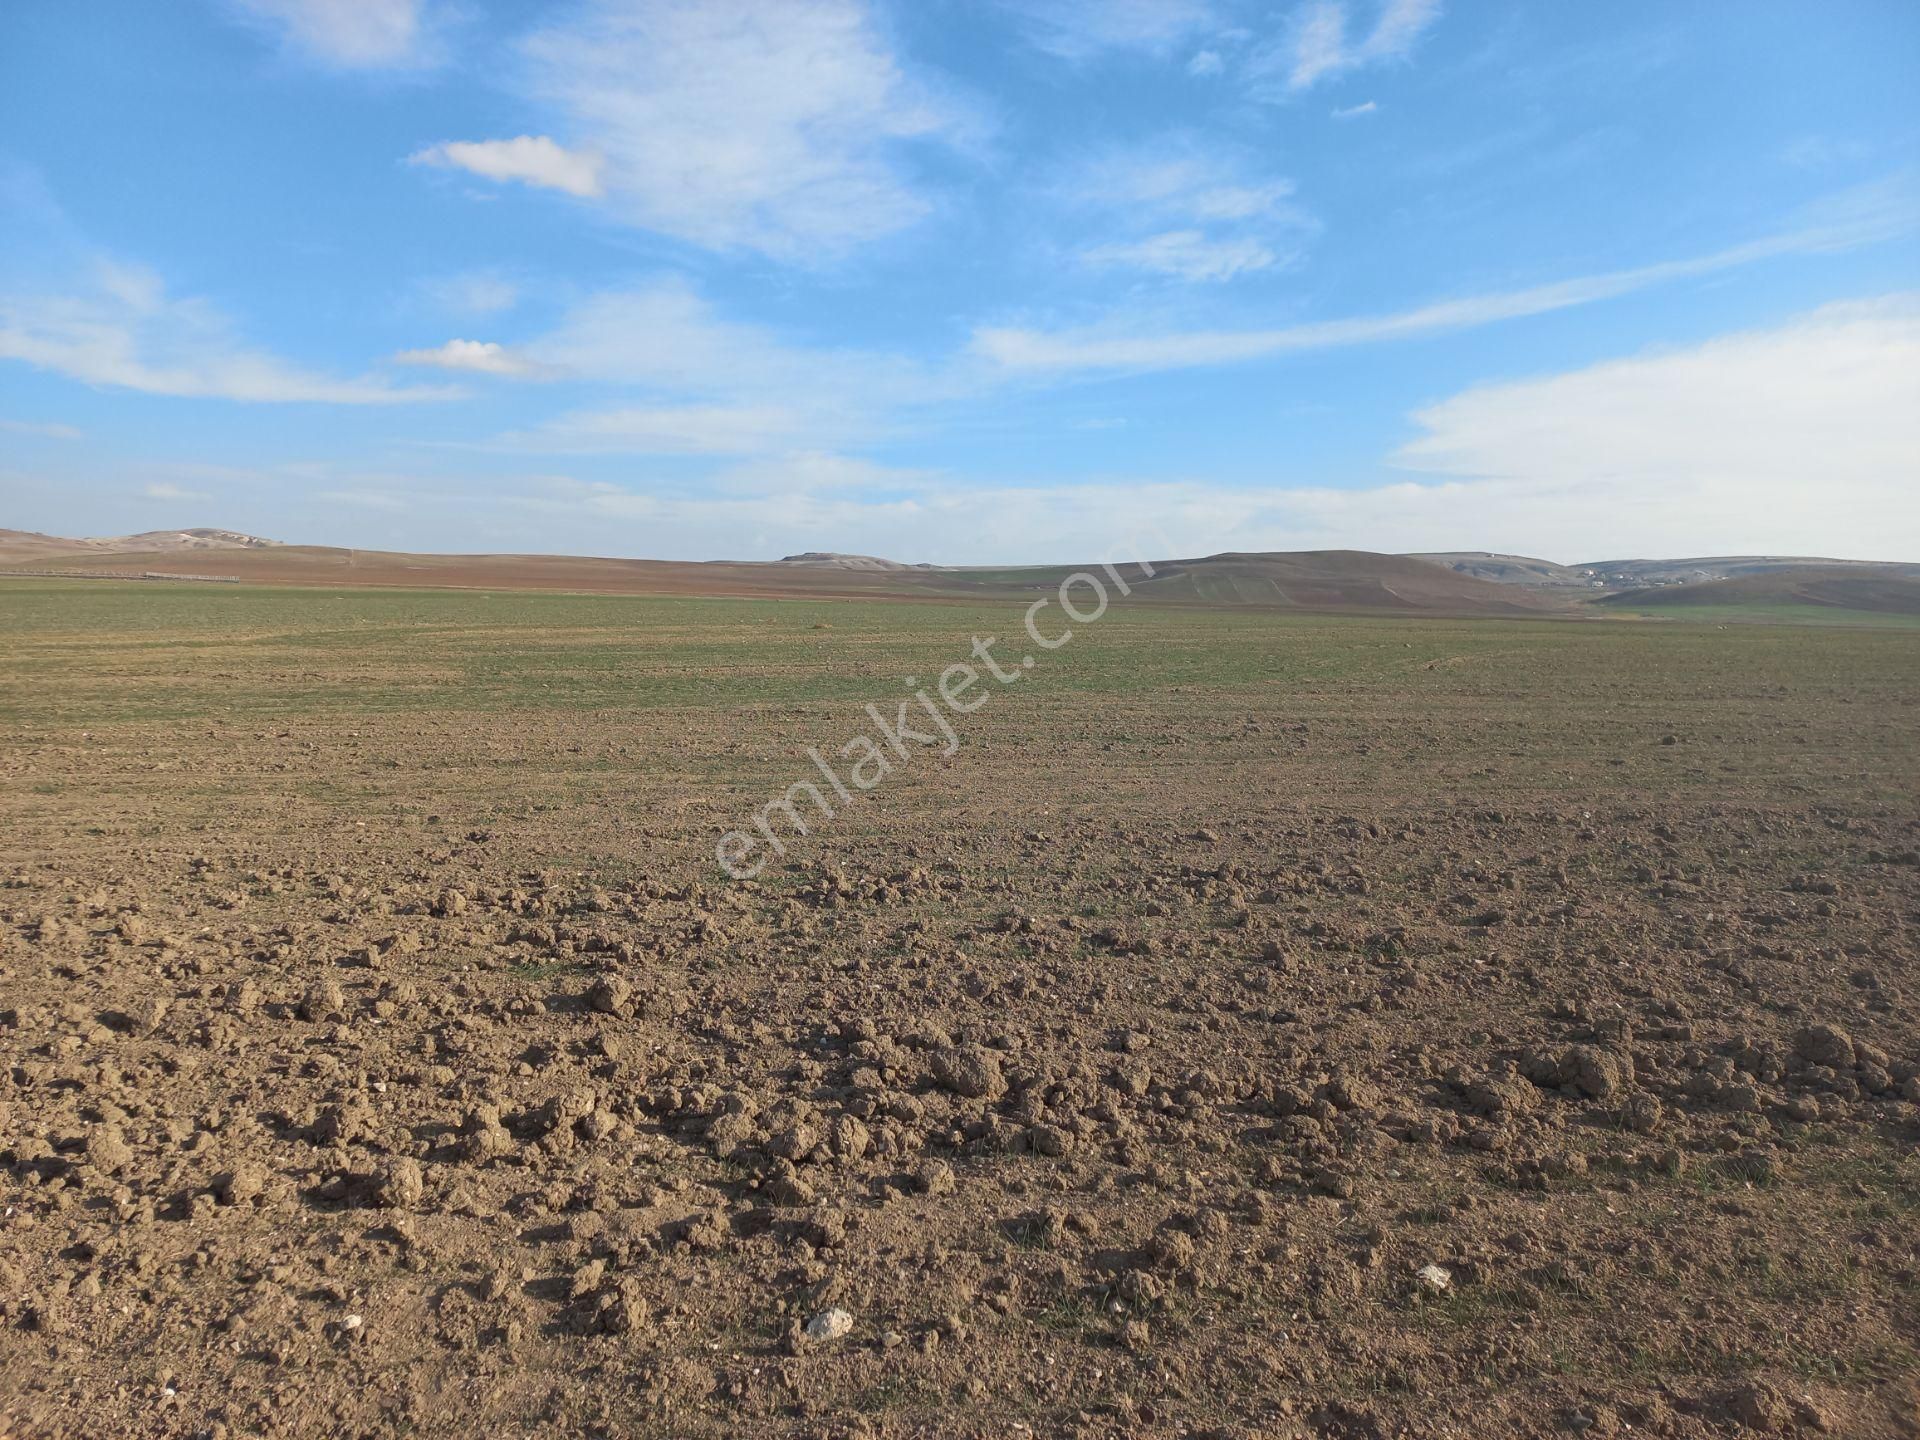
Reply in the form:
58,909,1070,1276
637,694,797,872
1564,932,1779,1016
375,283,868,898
2,590,1916,1440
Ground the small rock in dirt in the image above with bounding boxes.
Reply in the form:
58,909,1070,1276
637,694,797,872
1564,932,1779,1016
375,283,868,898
1619,1092,1663,1134
1028,1123,1073,1157
1415,1263,1452,1294
1792,1023,1855,1070
371,1156,424,1209
87,1124,134,1174
213,1162,266,1207
912,1160,956,1196
1723,1379,1790,1432
828,1113,872,1161
587,974,631,1016
804,1307,854,1343
1553,1045,1635,1100
1148,1229,1196,1270
932,1047,1006,1101
299,977,345,1023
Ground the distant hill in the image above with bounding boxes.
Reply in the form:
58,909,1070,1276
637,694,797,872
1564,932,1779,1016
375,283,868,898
1596,567,1920,616
93,527,282,552
1580,555,1920,589
0,527,281,561
777,552,929,571
1050,550,1562,615
0,528,90,562
1410,552,1601,590
0,539,1566,615
11,528,1914,619
1409,551,1920,597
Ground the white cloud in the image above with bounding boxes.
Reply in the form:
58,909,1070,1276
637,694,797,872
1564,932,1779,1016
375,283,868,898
1012,0,1221,61
410,137,603,198
1283,1,1348,89
1363,0,1442,61
1258,0,1441,94
0,418,82,440
506,276,951,427
500,301,1919,562
976,190,1920,373
0,257,460,404
525,280,787,389
501,403,812,456
1331,100,1378,119
450,0,980,259
394,338,545,377
1187,49,1225,77
1067,147,1298,219
1367,295,1920,558
316,488,409,511
705,451,935,495
415,275,964,460
421,270,520,316
1082,230,1278,283
1057,142,1313,283
229,0,439,69
141,481,211,502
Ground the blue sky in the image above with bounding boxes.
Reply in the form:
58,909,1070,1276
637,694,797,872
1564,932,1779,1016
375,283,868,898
1,0,1916,562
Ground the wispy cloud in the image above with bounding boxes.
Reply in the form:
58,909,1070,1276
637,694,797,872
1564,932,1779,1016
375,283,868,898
1331,99,1378,119
419,269,520,317
1256,0,1441,93
514,275,949,417
410,137,603,198
1056,141,1315,283
228,0,444,69
0,418,82,440
499,403,812,456
394,338,547,377
1082,231,1281,283
976,182,1920,374
140,481,211,502
702,451,936,495
420,0,981,260
316,488,409,511
0,257,461,403
1009,0,1221,62
407,275,961,459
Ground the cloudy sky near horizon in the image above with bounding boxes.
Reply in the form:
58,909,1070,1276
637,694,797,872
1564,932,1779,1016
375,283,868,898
2,0,1917,563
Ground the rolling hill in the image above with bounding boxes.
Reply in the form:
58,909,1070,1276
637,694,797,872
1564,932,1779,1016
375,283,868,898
1,538,1564,616
13,527,1913,618
1409,551,1601,590
0,527,280,562
1410,551,1920,595
1581,555,1920,589
1596,567,1920,617
994,550,1563,614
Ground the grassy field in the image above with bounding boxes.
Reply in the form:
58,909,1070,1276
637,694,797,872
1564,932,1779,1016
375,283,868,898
1603,600,1920,628
5,577,1918,728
